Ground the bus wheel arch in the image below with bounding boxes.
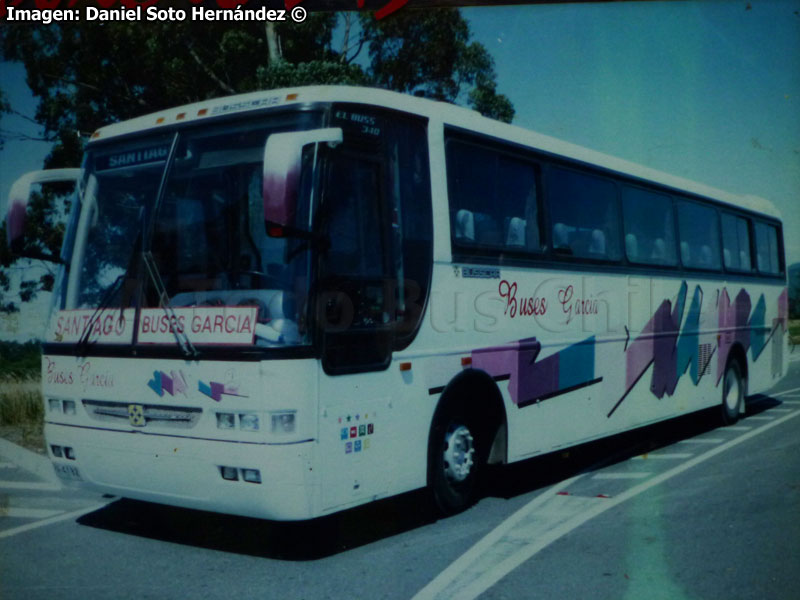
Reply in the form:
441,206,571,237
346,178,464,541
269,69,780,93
427,369,506,515
721,344,748,425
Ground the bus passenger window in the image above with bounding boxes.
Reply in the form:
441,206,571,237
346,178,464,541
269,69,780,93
721,213,752,272
677,200,721,271
546,167,621,261
446,138,542,255
754,222,781,275
621,186,677,266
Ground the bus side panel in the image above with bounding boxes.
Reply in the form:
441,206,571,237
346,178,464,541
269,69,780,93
415,265,789,465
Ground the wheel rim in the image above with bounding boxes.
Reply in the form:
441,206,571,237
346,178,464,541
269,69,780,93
724,370,740,413
443,424,475,483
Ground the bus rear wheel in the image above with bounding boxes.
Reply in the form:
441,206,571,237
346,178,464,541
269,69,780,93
721,359,744,425
428,404,485,516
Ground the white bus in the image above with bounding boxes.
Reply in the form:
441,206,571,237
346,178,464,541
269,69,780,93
6,86,789,520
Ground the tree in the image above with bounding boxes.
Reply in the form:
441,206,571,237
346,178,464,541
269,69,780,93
0,9,513,313
0,87,9,151
360,9,514,122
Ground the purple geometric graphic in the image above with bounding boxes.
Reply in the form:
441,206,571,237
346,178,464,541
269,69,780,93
198,380,246,402
716,288,752,384
147,370,187,397
472,336,598,408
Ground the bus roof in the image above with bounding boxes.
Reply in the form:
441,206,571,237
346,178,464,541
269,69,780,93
90,85,781,220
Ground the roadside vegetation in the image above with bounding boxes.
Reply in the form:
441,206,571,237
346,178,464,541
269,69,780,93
0,341,44,453
790,319,800,348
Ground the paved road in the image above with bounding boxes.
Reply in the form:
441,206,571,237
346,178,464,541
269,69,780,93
2,359,799,600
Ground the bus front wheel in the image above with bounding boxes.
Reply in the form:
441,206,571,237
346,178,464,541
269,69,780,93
428,404,484,516
721,360,744,425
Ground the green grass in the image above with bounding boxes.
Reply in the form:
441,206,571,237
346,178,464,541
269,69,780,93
790,319,800,347
0,340,41,380
0,377,45,452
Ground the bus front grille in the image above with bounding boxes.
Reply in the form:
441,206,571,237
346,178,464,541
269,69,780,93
82,400,202,429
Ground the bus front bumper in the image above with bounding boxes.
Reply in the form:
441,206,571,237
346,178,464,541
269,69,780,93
45,422,320,521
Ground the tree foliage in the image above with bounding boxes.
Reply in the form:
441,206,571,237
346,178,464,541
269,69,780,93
360,9,514,122
0,9,514,313
0,87,10,151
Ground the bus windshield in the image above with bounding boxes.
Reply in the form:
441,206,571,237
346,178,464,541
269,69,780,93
69,111,323,348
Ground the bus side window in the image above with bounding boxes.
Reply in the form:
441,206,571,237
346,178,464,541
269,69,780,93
546,167,621,261
446,137,542,256
677,200,721,271
621,185,677,267
721,213,752,272
754,221,781,275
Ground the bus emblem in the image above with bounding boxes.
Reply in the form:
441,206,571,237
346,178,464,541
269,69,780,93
128,404,145,427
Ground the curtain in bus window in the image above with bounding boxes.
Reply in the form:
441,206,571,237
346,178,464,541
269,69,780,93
546,167,621,261
621,186,677,266
676,201,721,271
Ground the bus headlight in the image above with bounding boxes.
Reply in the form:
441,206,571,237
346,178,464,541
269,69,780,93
270,410,296,434
62,400,77,415
216,412,235,429
238,413,260,432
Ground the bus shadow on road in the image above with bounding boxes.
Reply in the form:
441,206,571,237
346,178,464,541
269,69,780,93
76,487,438,560
76,395,787,559
486,394,786,500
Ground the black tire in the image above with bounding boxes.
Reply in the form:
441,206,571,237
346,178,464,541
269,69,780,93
721,359,744,425
428,402,485,516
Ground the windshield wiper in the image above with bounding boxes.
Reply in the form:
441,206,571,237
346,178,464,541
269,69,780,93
142,250,199,359
75,273,126,357
75,218,143,357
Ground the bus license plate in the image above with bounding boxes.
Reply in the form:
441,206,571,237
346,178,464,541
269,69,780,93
53,463,82,481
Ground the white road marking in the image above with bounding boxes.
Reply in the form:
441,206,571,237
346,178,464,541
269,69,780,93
1,507,64,519
780,399,800,404
411,408,800,600
631,453,693,460
0,501,112,540
720,426,752,431
591,472,651,480
0,462,18,470
0,481,62,492
746,416,775,421
769,408,794,413
678,438,724,444
772,386,800,397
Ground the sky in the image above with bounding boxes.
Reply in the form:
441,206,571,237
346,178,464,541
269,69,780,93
1,0,799,341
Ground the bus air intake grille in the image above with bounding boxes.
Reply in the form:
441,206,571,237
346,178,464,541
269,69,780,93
82,400,202,430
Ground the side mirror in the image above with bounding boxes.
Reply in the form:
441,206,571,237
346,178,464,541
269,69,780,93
262,128,342,233
6,168,80,258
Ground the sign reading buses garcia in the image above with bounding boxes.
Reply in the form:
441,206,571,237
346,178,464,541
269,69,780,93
47,306,258,346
